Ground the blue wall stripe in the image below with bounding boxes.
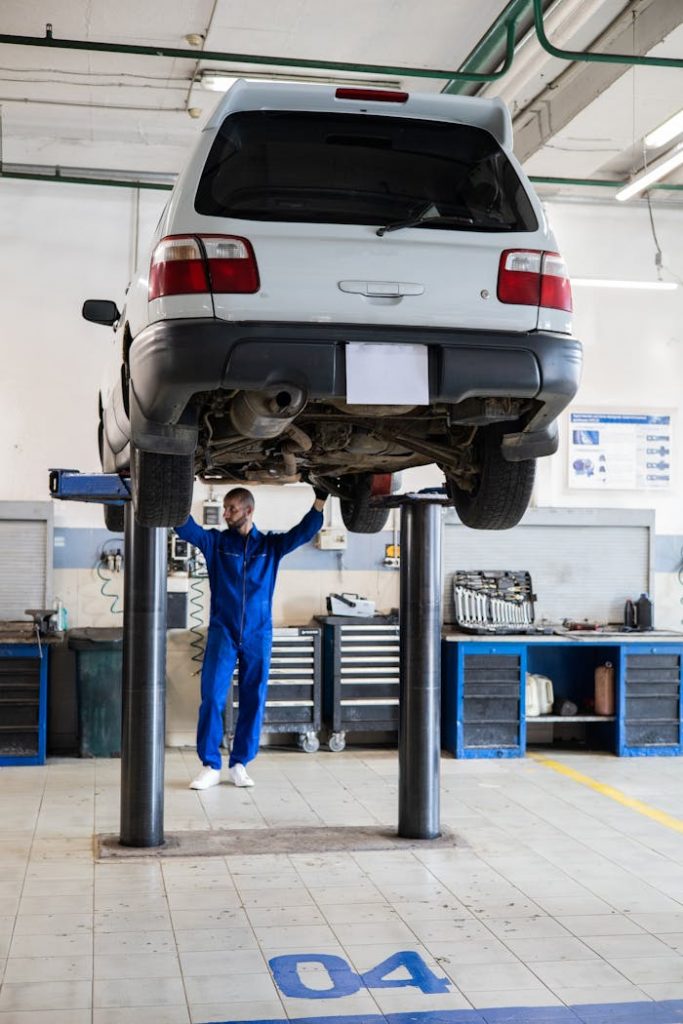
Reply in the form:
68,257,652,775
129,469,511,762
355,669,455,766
54,528,683,576
53,526,394,572
655,535,683,574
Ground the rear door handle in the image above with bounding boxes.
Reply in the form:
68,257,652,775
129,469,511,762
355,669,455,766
338,280,425,297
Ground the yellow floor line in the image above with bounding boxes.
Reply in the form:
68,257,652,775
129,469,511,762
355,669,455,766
529,753,683,834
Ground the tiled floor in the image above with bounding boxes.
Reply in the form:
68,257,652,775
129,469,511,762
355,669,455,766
3,749,683,1022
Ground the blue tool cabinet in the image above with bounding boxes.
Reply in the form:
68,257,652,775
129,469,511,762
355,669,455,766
442,635,683,759
0,641,48,766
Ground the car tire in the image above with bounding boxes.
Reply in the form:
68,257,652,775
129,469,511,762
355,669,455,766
130,446,194,528
446,425,535,530
103,504,125,532
339,473,391,534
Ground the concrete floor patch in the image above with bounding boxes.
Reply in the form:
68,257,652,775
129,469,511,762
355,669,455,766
97,824,460,859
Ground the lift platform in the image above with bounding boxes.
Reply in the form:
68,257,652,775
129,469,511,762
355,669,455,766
49,468,129,504
50,469,167,848
51,470,449,846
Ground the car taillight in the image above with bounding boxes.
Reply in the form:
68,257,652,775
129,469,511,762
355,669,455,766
148,234,259,300
335,87,409,103
539,252,573,312
497,249,572,312
149,237,208,300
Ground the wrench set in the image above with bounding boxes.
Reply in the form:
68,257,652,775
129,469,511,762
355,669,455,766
452,570,540,635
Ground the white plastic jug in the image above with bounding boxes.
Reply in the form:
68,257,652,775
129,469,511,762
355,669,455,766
525,673,554,717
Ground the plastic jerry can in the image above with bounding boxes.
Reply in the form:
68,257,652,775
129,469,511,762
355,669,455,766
636,593,653,631
594,661,615,716
525,673,554,716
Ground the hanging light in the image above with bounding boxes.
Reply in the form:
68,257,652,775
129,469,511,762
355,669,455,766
615,145,683,202
645,109,683,149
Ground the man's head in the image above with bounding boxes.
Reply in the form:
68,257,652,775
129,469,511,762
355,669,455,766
223,487,255,535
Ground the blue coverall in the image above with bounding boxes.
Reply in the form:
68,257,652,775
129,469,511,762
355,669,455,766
176,507,323,769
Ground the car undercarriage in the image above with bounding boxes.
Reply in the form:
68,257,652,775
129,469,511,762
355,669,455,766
193,388,535,502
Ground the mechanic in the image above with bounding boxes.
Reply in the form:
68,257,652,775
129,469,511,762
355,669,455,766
177,485,327,790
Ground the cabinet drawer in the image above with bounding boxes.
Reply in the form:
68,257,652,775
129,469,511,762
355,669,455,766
464,722,519,748
464,696,519,722
626,696,679,721
626,721,679,747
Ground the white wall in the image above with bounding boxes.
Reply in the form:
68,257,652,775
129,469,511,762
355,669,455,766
2,180,683,633
0,179,166,524
537,199,683,535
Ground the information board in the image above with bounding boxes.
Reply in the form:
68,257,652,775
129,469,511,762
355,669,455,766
568,410,673,490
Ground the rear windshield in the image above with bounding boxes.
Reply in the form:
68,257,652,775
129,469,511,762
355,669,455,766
195,110,538,232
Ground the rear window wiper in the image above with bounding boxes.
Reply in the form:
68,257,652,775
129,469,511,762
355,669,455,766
377,207,475,236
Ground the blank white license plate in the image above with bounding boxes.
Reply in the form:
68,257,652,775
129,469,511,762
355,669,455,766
346,342,429,405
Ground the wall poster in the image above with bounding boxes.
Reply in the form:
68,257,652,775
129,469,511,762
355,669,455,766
568,410,673,490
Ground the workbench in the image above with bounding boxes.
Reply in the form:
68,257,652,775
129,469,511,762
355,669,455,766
0,622,56,765
442,632,683,758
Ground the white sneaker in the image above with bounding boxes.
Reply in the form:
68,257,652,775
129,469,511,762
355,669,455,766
189,766,221,790
228,763,254,787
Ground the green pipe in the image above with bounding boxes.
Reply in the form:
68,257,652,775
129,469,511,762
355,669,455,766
0,22,514,83
443,0,531,95
3,168,683,196
532,0,683,68
531,175,683,192
0,170,173,190
531,176,621,187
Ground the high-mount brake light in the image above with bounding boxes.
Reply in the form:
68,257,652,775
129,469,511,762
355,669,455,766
148,234,259,300
497,249,572,312
335,88,409,103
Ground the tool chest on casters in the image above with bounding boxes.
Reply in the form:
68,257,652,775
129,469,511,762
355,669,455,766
318,615,400,751
223,626,322,752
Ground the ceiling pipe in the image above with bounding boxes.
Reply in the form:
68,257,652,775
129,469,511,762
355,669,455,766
0,20,518,84
444,0,683,96
531,175,683,192
479,0,606,107
443,0,533,96
2,163,683,196
532,0,683,69
1,5,677,114
0,163,174,190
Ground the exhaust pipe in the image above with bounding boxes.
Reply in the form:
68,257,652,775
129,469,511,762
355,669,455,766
229,385,306,439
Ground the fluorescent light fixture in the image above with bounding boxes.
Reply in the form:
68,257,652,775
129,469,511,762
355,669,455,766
572,278,678,291
197,72,238,92
615,145,683,202
645,109,683,149
196,69,403,92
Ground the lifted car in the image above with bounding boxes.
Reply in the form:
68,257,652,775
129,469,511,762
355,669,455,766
84,81,582,533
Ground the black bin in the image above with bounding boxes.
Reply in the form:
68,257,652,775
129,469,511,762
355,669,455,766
67,628,123,757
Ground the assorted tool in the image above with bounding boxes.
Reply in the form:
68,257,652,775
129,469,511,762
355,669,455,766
452,570,547,635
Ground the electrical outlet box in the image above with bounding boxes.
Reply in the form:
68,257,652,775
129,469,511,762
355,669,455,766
203,500,222,525
316,528,348,551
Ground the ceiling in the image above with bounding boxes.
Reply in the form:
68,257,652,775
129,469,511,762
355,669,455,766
1,0,683,204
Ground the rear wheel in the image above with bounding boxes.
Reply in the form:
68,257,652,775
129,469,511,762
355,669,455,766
446,425,535,530
340,473,392,533
130,446,194,527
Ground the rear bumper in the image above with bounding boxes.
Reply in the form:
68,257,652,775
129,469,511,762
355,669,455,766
128,319,582,461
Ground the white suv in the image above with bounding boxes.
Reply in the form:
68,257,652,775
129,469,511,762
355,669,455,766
84,81,582,533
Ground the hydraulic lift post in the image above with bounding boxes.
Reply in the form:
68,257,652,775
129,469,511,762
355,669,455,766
48,470,167,847
377,491,448,840
120,501,167,847
398,498,443,839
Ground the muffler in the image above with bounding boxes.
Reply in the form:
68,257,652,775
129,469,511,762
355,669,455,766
229,385,307,439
